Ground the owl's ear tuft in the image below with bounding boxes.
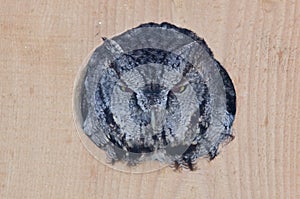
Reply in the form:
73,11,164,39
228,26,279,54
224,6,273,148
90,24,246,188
103,38,124,57
173,41,197,60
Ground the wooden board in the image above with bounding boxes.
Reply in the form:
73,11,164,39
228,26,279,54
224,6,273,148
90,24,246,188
0,0,299,198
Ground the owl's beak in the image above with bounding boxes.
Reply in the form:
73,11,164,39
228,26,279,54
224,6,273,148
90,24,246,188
150,107,166,133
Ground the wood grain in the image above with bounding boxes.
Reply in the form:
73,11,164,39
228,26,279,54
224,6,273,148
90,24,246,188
0,0,299,198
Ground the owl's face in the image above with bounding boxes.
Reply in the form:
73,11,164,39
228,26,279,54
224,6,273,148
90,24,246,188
96,49,204,154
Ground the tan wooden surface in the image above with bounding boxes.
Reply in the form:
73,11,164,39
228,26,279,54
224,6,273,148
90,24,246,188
1,0,299,198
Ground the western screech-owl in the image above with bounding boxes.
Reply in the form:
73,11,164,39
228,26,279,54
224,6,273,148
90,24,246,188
78,22,236,170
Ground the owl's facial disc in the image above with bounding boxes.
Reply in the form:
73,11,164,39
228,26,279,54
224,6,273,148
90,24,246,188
110,73,196,142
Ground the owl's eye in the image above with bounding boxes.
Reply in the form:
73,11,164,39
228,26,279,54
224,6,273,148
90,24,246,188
172,84,187,93
119,85,133,93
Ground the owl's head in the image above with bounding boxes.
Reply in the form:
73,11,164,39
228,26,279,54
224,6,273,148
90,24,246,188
80,22,236,169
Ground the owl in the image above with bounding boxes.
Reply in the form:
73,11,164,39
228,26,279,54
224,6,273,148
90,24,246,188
78,22,236,171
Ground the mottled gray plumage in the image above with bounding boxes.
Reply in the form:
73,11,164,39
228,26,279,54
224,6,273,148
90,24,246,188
79,22,236,170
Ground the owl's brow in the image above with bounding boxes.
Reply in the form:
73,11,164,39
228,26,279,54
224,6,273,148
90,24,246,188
173,77,189,87
118,79,129,86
